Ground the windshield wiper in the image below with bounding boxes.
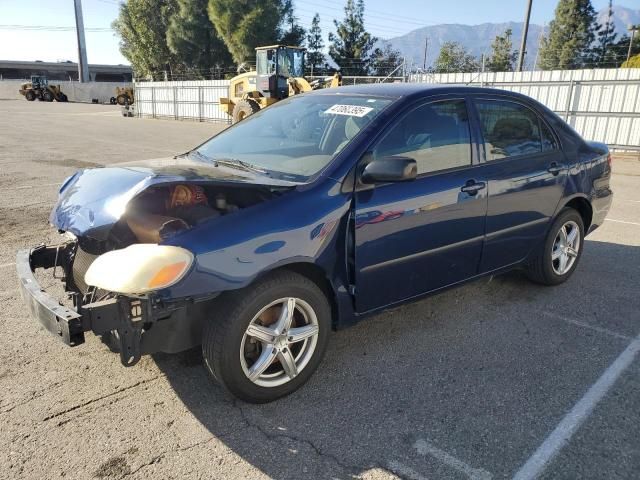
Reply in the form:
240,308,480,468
212,157,268,175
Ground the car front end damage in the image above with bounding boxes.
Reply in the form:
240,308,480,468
17,242,209,366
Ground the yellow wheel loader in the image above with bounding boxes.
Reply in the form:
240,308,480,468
220,45,342,123
110,86,134,105
19,76,68,102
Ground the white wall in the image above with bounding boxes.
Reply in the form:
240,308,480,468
0,80,132,103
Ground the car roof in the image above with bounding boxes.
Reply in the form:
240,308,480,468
307,83,530,101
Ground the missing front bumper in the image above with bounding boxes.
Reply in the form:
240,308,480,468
16,244,207,366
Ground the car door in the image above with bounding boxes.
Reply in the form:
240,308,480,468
353,98,488,313
470,97,568,272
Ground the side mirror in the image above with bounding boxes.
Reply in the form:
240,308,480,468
360,156,417,184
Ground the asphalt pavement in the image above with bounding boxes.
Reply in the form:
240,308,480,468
0,100,638,480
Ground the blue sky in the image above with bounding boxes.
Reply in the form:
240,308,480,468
0,0,629,65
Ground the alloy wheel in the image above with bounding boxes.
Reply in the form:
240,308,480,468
240,297,319,388
551,220,580,275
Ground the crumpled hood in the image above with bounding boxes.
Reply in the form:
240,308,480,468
50,156,299,240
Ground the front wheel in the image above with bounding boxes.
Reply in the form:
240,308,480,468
525,208,584,285
202,271,331,403
231,98,260,124
42,91,54,102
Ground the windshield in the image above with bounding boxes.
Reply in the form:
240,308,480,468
196,94,393,181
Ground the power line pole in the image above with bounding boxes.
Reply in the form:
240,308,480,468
74,0,90,82
627,25,639,63
423,37,428,70
517,0,533,71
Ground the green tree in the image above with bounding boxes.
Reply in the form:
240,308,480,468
610,33,640,67
306,13,325,74
370,42,403,76
207,0,286,64
328,0,377,76
591,0,617,67
486,29,516,72
112,0,179,79
538,0,598,70
167,0,232,78
433,42,479,73
280,0,306,46
622,53,640,68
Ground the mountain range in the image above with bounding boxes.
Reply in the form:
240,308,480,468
381,5,640,69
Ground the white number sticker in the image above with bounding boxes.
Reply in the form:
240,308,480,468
324,104,374,117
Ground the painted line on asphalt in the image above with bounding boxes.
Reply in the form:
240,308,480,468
512,331,640,480
387,460,428,480
615,199,640,204
8,183,60,191
0,262,15,269
543,311,631,341
414,439,492,480
606,218,640,226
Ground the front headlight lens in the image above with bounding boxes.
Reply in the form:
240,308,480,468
84,244,193,294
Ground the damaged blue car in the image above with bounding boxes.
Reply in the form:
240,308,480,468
18,84,612,403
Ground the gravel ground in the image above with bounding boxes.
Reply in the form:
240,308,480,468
1,100,639,480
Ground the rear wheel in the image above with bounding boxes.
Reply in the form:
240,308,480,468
42,90,54,102
202,270,330,403
525,208,584,285
25,90,36,101
231,98,260,124
116,94,128,106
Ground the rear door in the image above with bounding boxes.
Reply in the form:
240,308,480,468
470,97,568,272
353,97,488,313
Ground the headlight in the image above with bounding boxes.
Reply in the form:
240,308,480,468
84,244,193,294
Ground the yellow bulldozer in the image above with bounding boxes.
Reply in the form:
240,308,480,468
19,76,68,102
110,86,134,106
220,45,342,123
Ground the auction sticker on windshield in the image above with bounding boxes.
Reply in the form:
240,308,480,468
325,104,374,117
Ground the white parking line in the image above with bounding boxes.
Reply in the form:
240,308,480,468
543,311,631,341
9,183,61,191
414,439,492,480
387,460,428,480
606,218,640,226
512,331,640,480
615,199,640,204
0,262,15,269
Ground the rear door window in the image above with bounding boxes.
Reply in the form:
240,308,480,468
474,99,543,160
373,99,472,175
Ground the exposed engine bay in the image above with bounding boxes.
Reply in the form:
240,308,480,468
68,182,283,294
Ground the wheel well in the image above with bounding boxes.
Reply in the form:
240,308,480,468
564,197,593,231
274,263,339,329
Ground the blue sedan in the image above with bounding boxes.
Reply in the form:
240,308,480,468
17,84,612,403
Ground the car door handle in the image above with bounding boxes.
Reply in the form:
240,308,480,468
547,163,563,175
460,180,486,195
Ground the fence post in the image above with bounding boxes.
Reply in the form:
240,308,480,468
173,86,178,120
564,80,574,122
198,86,203,122
151,86,156,119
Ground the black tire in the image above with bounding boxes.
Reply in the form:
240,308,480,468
525,208,585,286
116,94,128,106
231,98,260,124
202,270,331,403
25,90,36,101
42,90,54,102
58,94,68,102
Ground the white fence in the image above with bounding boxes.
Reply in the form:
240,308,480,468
411,68,640,151
134,80,230,123
134,69,640,150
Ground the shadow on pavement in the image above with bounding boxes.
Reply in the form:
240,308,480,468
153,240,640,479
